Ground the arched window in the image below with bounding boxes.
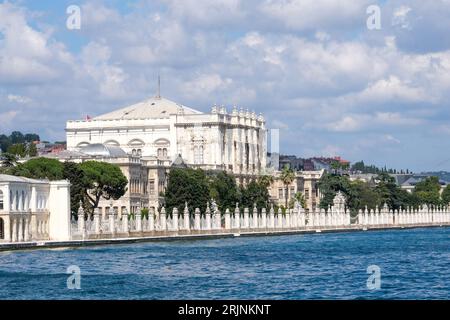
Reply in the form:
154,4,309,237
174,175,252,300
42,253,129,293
137,149,142,156
163,148,167,157
132,149,137,156
0,190,4,210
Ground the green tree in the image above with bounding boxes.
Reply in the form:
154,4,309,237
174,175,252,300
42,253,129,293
442,185,450,205
289,191,306,209
62,162,89,215
80,161,128,213
11,158,64,180
27,143,38,157
347,180,381,213
209,171,239,212
7,143,27,158
318,172,352,210
240,179,270,209
165,168,210,214
374,172,407,210
413,176,442,206
0,153,18,168
280,165,295,208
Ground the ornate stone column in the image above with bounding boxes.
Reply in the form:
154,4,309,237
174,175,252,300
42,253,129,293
269,204,275,228
183,203,190,231
205,204,212,230
172,207,179,232
148,208,154,232
261,207,267,229
194,208,201,230
110,207,117,235
276,207,283,228
94,208,101,235
252,204,258,229
234,203,240,229
160,207,167,231
119,208,126,235
224,208,231,230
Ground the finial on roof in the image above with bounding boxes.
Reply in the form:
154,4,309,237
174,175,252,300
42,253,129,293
156,75,161,99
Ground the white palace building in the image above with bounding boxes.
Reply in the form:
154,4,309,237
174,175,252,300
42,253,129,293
64,95,267,215
66,95,267,175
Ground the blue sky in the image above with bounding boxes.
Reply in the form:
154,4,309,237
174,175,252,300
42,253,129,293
1,0,450,172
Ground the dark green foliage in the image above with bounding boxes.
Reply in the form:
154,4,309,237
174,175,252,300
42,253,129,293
208,171,239,212
165,168,210,214
80,161,128,213
240,179,270,210
10,157,64,180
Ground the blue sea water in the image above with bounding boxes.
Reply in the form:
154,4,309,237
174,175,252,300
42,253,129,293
1,227,450,300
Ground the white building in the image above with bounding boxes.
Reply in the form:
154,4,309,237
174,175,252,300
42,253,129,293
0,174,71,243
66,96,267,183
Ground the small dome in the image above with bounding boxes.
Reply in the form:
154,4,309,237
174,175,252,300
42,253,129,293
80,143,127,158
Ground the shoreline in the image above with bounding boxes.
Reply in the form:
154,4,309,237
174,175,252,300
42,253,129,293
1,223,449,252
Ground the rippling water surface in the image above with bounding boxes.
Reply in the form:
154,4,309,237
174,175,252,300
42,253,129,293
1,227,450,299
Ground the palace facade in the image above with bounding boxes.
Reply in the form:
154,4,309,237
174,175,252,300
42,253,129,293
66,96,267,182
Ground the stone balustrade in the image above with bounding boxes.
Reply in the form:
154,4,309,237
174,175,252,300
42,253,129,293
70,198,450,240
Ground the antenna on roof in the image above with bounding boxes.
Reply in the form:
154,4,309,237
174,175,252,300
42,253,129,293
156,75,161,99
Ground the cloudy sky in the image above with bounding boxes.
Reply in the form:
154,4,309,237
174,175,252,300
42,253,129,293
1,0,450,172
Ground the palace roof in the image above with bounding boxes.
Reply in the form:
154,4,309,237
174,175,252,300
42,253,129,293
94,96,203,120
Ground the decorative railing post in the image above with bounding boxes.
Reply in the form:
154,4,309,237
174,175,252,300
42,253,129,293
213,204,221,230
172,207,179,232
234,203,240,229
261,207,267,229
77,202,86,239
134,207,142,233
251,204,258,229
160,207,167,231
194,208,201,230
269,204,275,228
183,203,190,231
243,207,250,229
94,207,101,234
276,207,283,228
205,203,212,230
224,208,231,230
148,208,154,231
109,207,117,235
285,209,291,229
121,208,128,234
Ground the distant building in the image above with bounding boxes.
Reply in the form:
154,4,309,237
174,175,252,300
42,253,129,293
268,170,324,212
278,155,349,172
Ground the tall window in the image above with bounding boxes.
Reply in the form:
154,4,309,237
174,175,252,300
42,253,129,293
0,191,3,210
149,180,155,195
194,145,204,164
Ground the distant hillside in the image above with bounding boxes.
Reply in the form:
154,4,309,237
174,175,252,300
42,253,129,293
422,171,450,183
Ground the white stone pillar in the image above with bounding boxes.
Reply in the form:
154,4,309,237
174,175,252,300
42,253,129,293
120,209,128,234
160,207,167,231
94,208,101,234
224,208,231,230
234,204,240,229
148,209,155,232
252,204,258,229
269,205,275,228
194,208,201,230
243,207,250,229
276,208,283,228
110,208,117,235
261,208,267,228
205,207,212,231
214,209,221,230
172,208,179,232
183,204,190,231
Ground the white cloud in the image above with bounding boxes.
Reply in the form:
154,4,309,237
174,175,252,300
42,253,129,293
7,94,32,104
